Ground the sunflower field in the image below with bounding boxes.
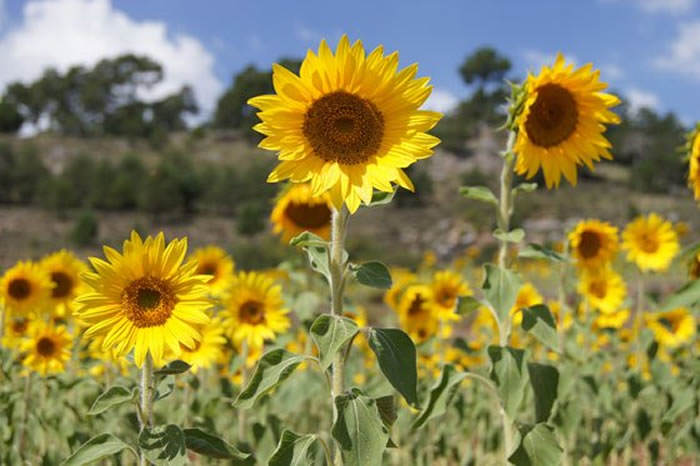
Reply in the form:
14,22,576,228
1,35,699,466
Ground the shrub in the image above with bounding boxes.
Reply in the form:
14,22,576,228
70,210,99,246
236,200,267,236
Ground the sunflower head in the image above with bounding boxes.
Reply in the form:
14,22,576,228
383,268,417,311
568,219,619,270
222,271,290,348
593,308,630,330
577,266,626,314
397,284,439,341
40,250,88,317
248,35,442,213
510,282,543,324
645,308,696,348
20,323,73,376
75,231,212,367
514,53,620,188
1,261,53,316
684,122,700,201
2,315,34,350
270,183,333,242
690,252,700,280
175,317,227,374
430,270,471,318
621,213,679,272
190,246,235,296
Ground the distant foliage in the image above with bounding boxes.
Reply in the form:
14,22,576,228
70,210,99,246
0,143,50,204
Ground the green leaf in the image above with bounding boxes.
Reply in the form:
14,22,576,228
527,363,559,423
482,264,522,324
289,231,326,248
309,314,360,370
154,360,191,376
268,430,317,466
488,346,529,417
62,433,132,466
375,395,397,430
367,189,396,206
183,428,252,461
289,232,337,282
138,424,187,466
459,185,498,205
234,349,306,409
412,364,467,430
332,388,390,466
660,279,700,310
509,424,562,466
512,182,538,194
518,244,567,263
456,296,482,315
87,385,135,415
493,228,525,243
662,387,694,424
350,261,392,289
521,305,559,352
367,328,418,406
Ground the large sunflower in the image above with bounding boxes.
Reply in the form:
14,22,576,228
20,323,73,376
577,266,626,314
190,246,235,297
430,269,471,319
40,250,88,317
568,219,619,270
175,317,227,373
686,123,700,200
221,271,290,348
248,35,442,213
645,308,695,348
270,183,333,242
621,213,679,272
75,231,212,367
514,54,620,188
0,261,53,316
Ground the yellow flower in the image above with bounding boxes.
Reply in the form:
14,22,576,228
0,261,53,316
514,53,620,188
2,315,33,350
690,252,700,280
75,231,212,368
21,323,73,376
511,282,543,325
593,308,630,330
430,270,471,319
222,271,290,348
397,284,439,343
577,266,626,314
40,250,88,317
270,183,333,242
176,317,227,373
645,308,696,348
568,219,619,270
686,123,700,200
383,268,417,311
190,246,235,297
85,336,131,377
621,213,679,272
248,35,442,213
547,300,573,330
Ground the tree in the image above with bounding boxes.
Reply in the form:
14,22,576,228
0,100,24,133
458,47,512,88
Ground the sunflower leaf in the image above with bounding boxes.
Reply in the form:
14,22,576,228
660,279,700,310
268,430,318,466
367,328,418,406
62,433,135,466
488,345,529,417
154,360,191,376
459,185,498,205
513,182,538,194
87,385,136,415
493,228,525,243
521,305,559,352
527,363,559,423
482,264,522,324
138,424,187,466
412,364,467,430
509,423,563,466
350,261,392,289
309,314,360,371
183,428,252,461
233,349,307,409
455,296,482,315
367,188,396,206
519,244,567,263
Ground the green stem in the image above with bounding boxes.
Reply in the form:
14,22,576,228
139,353,154,466
497,131,517,270
17,373,32,460
557,241,571,350
238,340,249,442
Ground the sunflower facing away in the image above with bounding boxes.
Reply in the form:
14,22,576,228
248,35,442,213
75,231,212,367
514,53,620,188
568,219,619,270
621,213,679,272
577,266,626,314
686,123,700,201
40,250,88,317
270,183,333,242
190,246,235,297
21,323,73,376
175,317,227,373
645,308,696,348
222,271,290,348
0,261,53,316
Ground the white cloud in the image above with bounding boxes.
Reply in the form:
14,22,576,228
424,88,459,114
294,22,319,43
601,63,625,79
625,87,660,113
0,0,223,114
655,20,700,79
605,0,696,14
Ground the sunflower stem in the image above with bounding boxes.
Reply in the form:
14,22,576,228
238,340,249,442
139,353,154,466
497,131,517,270
17,373,32,460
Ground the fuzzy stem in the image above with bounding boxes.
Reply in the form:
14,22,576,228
139,353,154,466
238,340,249,442
17,373,32,459
497,131,517,270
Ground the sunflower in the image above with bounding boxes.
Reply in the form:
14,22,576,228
645,308,696,348
397,284,439,343
577,266,626,314
685,123,700,200
190,246,235,297
222,271,290,348
690,252,700,280
430,270,472,318
0,261,53,316
270,183,333,242
568,219,619,270
2,315,33,350
175,317,227,373
75,231,212,368
593,308,630,330
40,250,88,317
510,282,544,324
85,336,131,377
384,268,417,311
20,323,73,376
621,213,679,272
248,35,442,213
513,53,620,188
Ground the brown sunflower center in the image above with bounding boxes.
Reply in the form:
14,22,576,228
435,289,456,308
8,278,31,300
637,233,659,254
408,295,427,316
284,201,332,230
51,271,74,298
525,83,578,148
37,337,57,357
589,280,607,299
658,317,678,332
11,318,28,334
303,91,384,165
239,300,265,325
691,257,700,280
578,231,602,259
123,277,176,328
198,262,218,279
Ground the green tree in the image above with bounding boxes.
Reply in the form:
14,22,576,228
0,100,24,133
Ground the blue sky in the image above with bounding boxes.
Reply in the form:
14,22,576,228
0,0,699,123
